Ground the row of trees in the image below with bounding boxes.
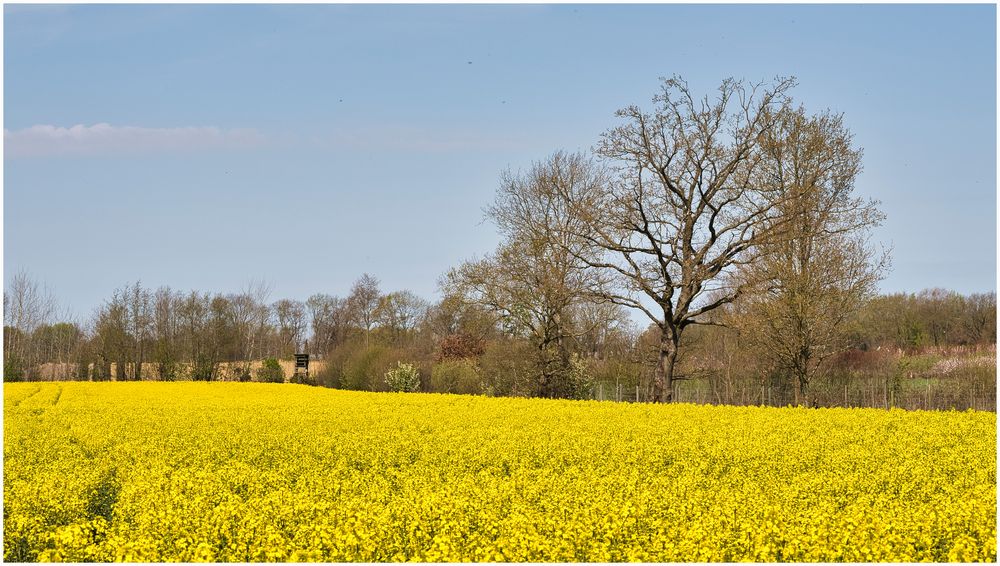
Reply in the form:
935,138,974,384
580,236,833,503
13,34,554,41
2,273,428,382
5,76,996,407
4,268,996,403
2,269,995,403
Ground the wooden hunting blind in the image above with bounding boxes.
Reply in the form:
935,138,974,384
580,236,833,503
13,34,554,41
294,353,310,378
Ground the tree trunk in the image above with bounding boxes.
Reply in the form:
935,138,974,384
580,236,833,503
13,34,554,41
794,351,811,407
653,330,680,403
537,343,552,398
136,341,144,381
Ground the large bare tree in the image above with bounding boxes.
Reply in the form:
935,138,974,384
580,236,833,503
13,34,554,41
556,76,798,402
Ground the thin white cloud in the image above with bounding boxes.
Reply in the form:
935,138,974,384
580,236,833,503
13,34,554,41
4,123,265,158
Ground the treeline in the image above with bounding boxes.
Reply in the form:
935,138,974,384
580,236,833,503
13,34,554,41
2,270,633,397
3,269,995,405
4,76,997,409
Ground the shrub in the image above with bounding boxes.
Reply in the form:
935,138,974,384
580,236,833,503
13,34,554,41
437,333,485,361
234,367,253,383
255,358,285,383
430,359,482,395
191,356,216,381
342,346,393,391
4,355,26,382
157,360,180,382
566,355,594,400
290,370,317,386
319,341,420,391
314,357,341,388
385,362,421,393
479,340,535,397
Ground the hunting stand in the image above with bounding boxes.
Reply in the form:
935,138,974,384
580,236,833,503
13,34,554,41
294,347,310,380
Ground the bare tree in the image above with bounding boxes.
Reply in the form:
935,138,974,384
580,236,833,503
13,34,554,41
448,240,579,396
3,270,57,380
422,292,499,359
348,274,381,349
556,76,798,402
449,153,607,398
228,280,273,377
127,282,153,380
306,293,351,356
94,290,130,380
4,270,57,333
152,287,180,379
273,299,308,357
961,292,997,345
376,290,428,343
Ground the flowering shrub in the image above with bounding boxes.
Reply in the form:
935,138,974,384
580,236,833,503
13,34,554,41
385,362,421,392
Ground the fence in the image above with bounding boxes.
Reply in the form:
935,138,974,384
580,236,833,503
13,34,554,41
587,366,996,412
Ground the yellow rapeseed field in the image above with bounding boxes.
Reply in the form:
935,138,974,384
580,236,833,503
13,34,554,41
3,382,996,562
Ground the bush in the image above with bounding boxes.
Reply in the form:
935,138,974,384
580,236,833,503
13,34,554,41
291,371,318,386
385,362,421,392
437,333,485,361
191,356,216,381
157,360,180,382
234,367,253,383
342,346,393,391
318,341,422,391
430,359,482,395
255,358,285,383
479,340,535,397
566,355,594,400
314,357,341,388
4,355,26,382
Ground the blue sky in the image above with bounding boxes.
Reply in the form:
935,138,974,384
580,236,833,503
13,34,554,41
4,4,996,320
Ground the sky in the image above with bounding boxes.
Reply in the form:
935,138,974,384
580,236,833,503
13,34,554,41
3,3,997,322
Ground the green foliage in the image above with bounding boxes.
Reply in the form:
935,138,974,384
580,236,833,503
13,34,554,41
191,356,216,382
255,358,285,384
430,359,482,395
290,371,317,386
479,340,535,397
157,360,180,382
342,346,392,391
4,355,26,382
385,362,421,392
896,353,943,377
321,343,411,391
234,367,252,383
